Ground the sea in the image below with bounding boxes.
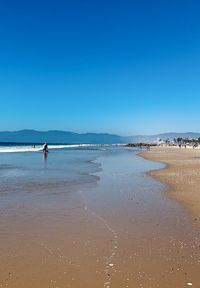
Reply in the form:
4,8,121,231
0,143,107,196
0,142,133,199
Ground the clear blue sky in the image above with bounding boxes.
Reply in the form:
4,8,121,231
0,0,200,135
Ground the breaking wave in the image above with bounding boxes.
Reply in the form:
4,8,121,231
0,144,100,153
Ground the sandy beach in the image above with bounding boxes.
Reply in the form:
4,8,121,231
140,146,200,222
1,147,200,287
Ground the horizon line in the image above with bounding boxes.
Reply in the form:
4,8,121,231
0,129,200,137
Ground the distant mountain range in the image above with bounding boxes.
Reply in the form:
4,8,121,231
0,130,125,144
0,130,200,144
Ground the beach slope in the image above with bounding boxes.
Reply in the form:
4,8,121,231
140,146,200,221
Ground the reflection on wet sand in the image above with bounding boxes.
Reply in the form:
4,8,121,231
0,149,200,287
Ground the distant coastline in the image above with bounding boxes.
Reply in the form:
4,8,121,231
1,129,200,144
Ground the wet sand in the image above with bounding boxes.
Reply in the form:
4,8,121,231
1,150,200,287
140,146,200,221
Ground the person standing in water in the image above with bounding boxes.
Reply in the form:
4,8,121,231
43,143,48,153
43,143,48,161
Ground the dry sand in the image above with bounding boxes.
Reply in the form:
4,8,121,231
140,146,200,221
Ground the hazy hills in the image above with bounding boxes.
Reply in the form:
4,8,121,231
0,130,124,144
0,130,200,144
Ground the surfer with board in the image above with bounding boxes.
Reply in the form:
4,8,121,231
43,143,48,159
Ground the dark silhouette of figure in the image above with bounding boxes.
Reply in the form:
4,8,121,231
43,143,48,153
43,143,48,161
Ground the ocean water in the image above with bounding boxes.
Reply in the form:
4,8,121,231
0,144,106,197
0,144,157,204
0,142,102,153
0,144,167,216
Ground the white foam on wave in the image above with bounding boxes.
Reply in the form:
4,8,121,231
48,144,96,149
0,146,43,153
0,144,100,153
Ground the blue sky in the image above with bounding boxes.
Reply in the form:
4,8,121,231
0,0,200,135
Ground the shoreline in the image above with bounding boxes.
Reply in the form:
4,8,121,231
139,146,200,222
1,148,200,286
